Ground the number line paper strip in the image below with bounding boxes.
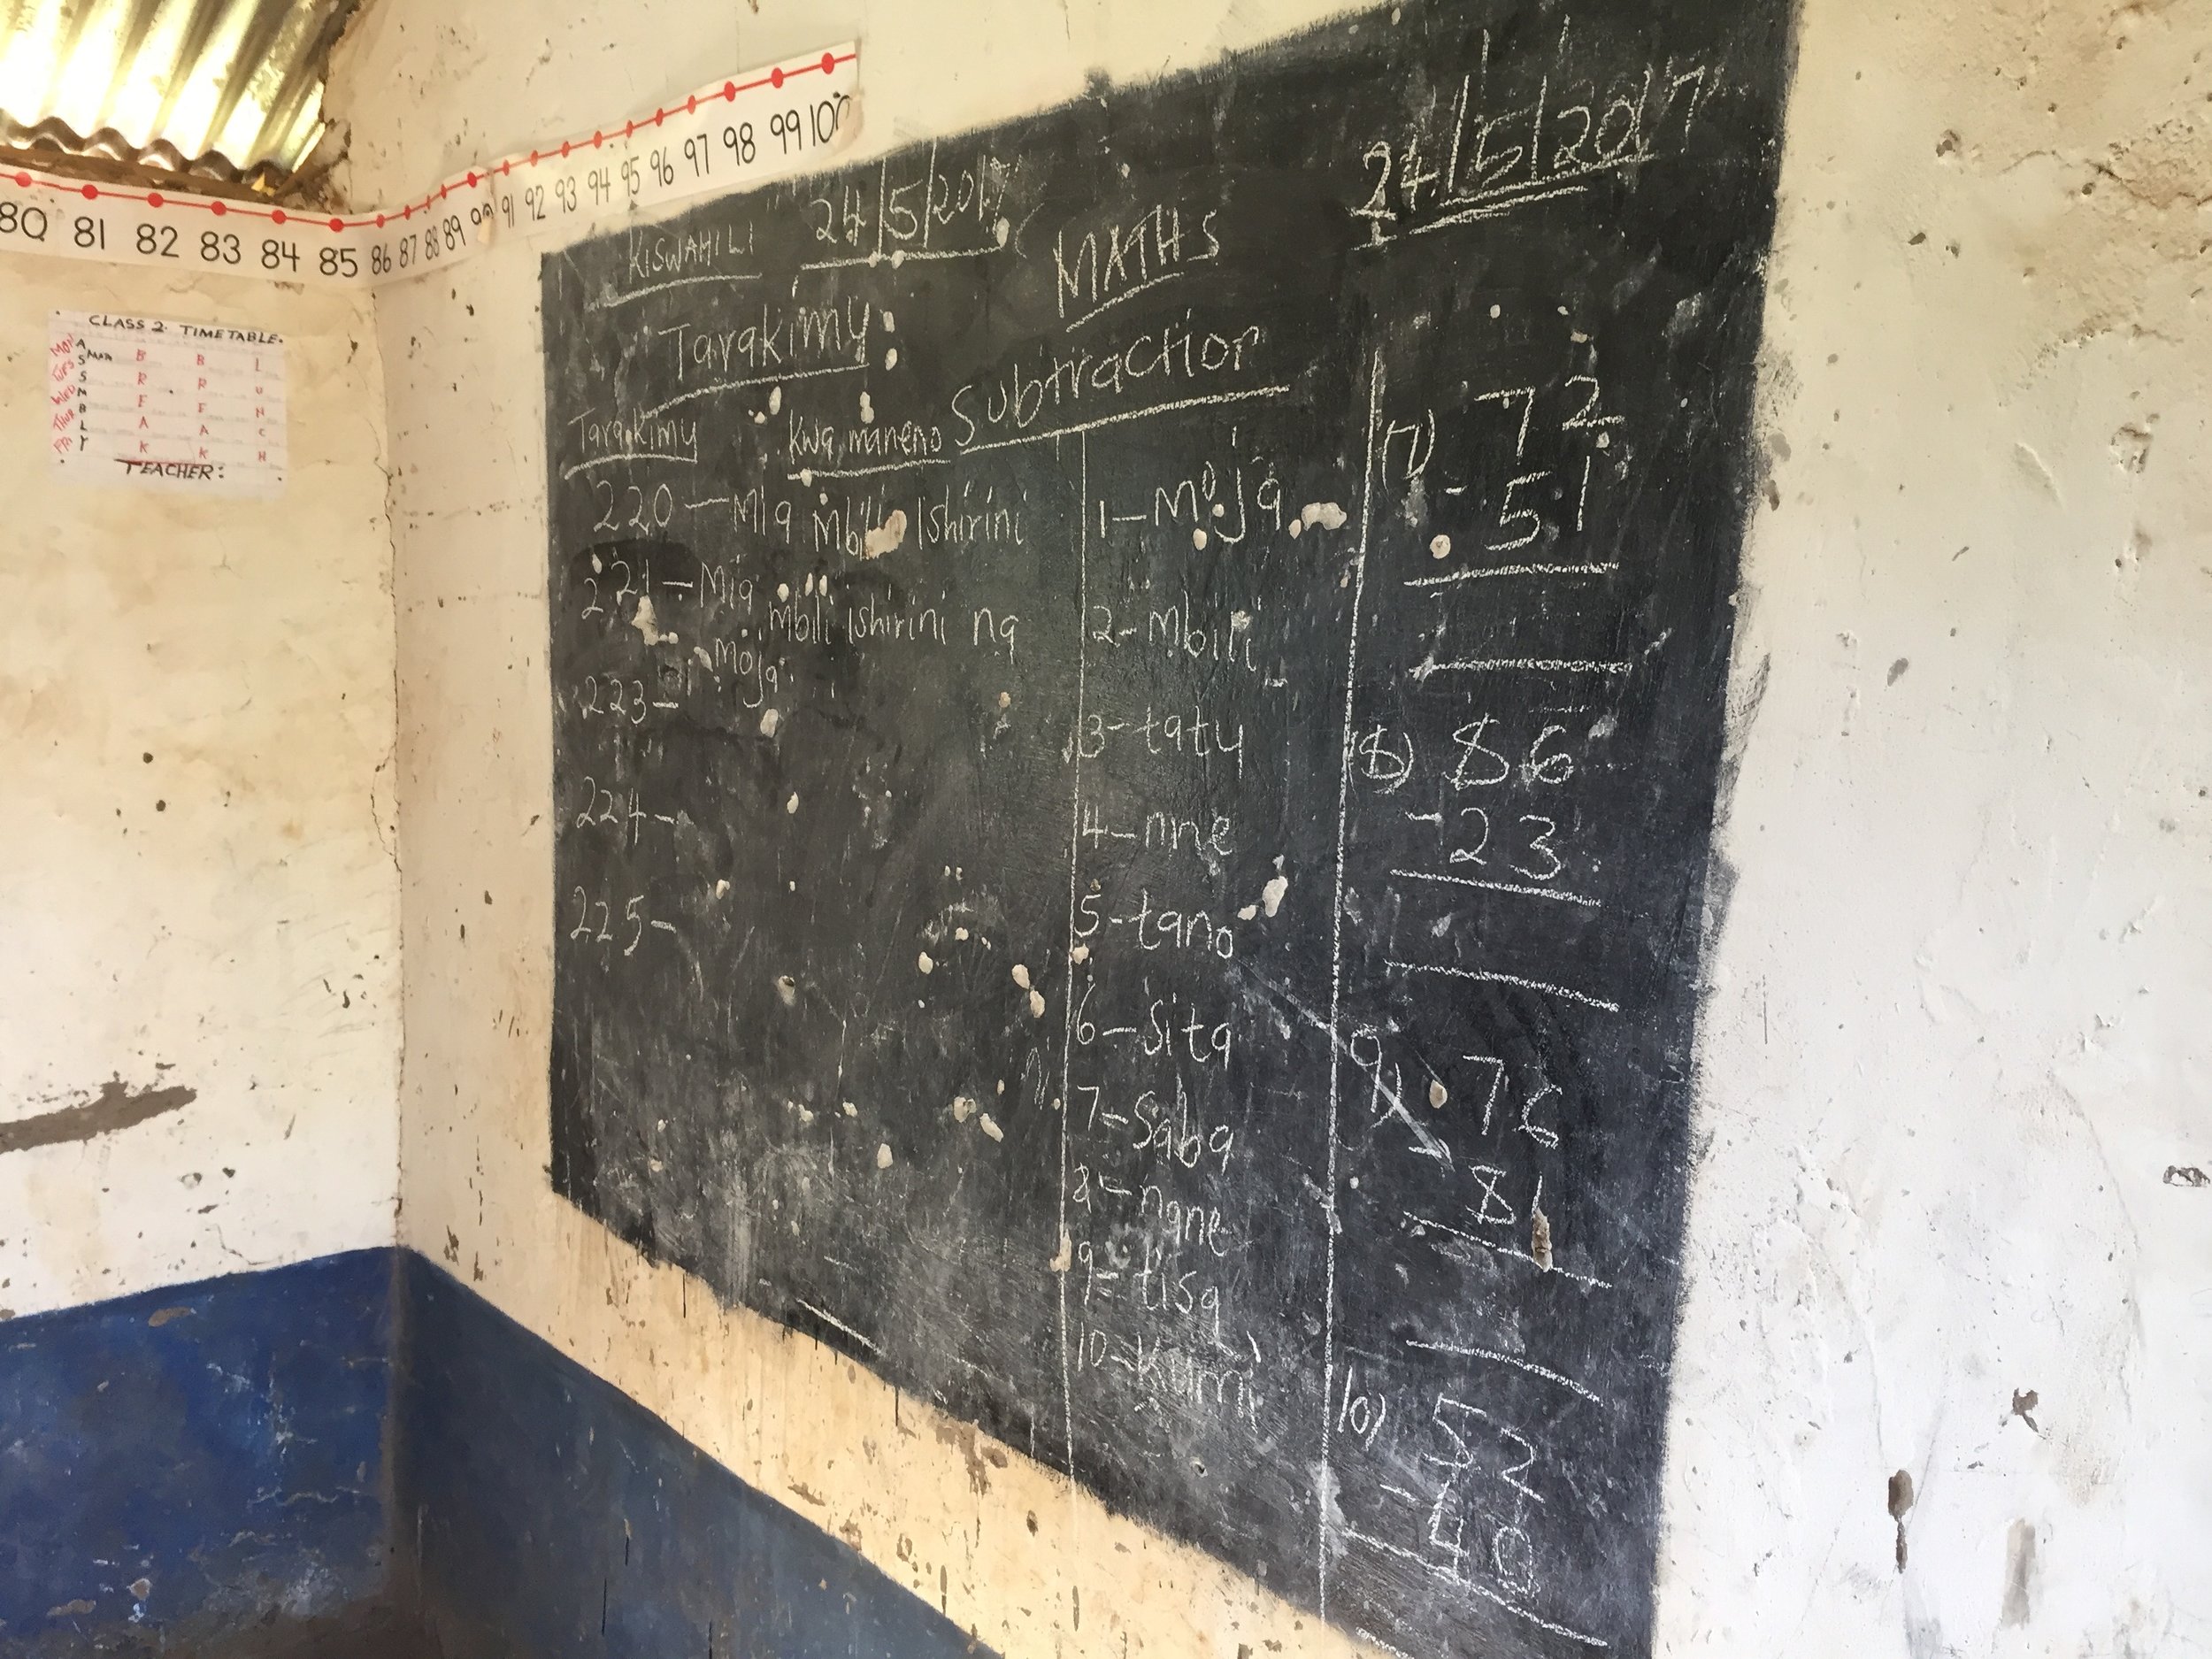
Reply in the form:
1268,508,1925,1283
0,43,857,290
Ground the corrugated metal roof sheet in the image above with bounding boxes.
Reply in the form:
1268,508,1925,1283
0,0,357,193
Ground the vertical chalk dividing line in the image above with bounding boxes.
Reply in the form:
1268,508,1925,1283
1318,347,1386,1615
1055,432,1091,1488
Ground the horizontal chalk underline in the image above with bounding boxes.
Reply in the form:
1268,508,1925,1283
559,449,698,480
1337,1527,1612,1648
1384,959,1620,1014
587,271,764,311
1391,867,1601,910
800,243,1003,273
1410,655,1632,679
1064,266,1187,332
1402,1337,1606,1406
1404,1212,1613,1291
1407,180,1591,234
639,358,864,420
786,383,1294,480
1404,560,1620,588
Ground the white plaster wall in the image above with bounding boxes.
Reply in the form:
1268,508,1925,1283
329,0,2211,1655
0,257,399,1319
1659,3,2211,1650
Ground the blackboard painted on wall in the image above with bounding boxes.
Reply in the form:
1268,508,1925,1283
543,2,1792,1651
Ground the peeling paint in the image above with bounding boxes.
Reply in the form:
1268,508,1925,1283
861,509,910,559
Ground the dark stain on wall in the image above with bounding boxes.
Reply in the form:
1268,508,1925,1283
0,1078,196,1156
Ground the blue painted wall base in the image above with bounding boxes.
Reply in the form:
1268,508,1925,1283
0,1253,988,1659
0,1250,402,1657
391,1252,987,1659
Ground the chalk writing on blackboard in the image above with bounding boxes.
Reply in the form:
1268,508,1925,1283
541,3,1792,1653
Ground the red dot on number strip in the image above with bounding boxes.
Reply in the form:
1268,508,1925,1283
12,172,27,188
687,95,698,113
211,200,226,215
771,66,785,88
272,208,286,223
81,183,97,198
148,191,163,207
723,82,735,99
467,172,479,187
820,51,835,75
